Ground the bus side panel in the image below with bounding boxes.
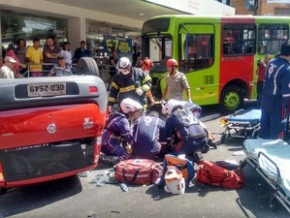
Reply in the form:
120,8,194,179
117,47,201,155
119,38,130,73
219,56,254,95
219,18,255,99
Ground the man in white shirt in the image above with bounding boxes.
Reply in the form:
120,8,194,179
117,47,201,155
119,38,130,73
0,56,17,79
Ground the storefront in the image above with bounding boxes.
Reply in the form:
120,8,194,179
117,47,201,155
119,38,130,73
1,10,68,49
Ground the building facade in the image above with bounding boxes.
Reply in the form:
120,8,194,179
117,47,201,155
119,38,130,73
230,0,290,15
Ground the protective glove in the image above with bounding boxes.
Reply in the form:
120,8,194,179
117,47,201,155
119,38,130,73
136,87,144,96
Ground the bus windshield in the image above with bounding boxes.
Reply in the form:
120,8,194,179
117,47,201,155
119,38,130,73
142,34,172,72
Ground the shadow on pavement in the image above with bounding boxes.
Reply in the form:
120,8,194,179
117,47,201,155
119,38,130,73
235,164,289,218
0,176,82,217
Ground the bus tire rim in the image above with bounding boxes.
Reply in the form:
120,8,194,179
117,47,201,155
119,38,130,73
224,91,240,110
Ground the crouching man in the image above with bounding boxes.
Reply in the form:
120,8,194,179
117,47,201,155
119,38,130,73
131,111,167,159
165,104,210,159
101,98,143,162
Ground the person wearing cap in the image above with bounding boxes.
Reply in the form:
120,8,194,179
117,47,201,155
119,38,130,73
108,57,152,113
259,41,290,139
0,56,18,79
101,98,143,162
48,56,73,77
162,58,191,102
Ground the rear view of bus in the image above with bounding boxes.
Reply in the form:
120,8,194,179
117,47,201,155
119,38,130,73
142,15,290,113
0,75,107,188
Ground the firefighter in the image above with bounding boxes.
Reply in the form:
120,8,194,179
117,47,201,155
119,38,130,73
140,57,155,106
259,42,290,139
101,98,143,162
108,57,152,112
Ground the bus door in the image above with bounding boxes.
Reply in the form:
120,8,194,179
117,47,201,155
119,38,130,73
178,23,217,105
220,22,256,97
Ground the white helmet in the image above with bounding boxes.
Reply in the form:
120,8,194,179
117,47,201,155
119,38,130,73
117,57,131,70
162,99,182,115
117,57,131,75
120,98,143,114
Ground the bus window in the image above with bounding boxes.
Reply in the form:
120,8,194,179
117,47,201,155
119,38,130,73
223,24,256,56
142,35,172,72
258,24,288,54
181,33,214,72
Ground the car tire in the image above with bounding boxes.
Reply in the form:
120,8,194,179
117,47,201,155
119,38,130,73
76,57,100,76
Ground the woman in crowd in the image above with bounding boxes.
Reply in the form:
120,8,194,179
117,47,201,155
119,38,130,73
6,44,25,78
60,41,72,66
16,39,27,75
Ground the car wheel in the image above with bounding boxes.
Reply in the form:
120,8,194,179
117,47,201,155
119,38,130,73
76,57,99,76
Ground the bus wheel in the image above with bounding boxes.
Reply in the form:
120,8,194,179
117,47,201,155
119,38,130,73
76,57,100,76
219,85,243,114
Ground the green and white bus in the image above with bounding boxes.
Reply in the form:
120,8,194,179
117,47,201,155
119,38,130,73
141,15,290,112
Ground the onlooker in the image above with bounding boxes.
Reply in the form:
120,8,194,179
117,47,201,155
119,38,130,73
259,42,290,139
60,41,72,65
256,54,271,106
73,40,91,63
162,58,191,101
131,111,167,159
109,49,118,81
43,36,61,73
0,56,17,79
132,44,141,67
25,38,43,77
108,57,152,112
6,44,26,75
0,56,3,68
101,98,143,162
16,38,27,75
48,56,73,77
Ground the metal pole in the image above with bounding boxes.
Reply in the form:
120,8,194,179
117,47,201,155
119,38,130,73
254,0,260,15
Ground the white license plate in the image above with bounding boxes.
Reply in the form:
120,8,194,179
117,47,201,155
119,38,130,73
27,83,66,97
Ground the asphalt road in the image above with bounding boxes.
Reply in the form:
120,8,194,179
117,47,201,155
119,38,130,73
1,102,289,218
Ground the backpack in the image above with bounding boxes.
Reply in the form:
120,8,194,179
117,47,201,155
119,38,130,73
115,159,162,185
174,109,198,127
195,160,244,189
174,109,207,139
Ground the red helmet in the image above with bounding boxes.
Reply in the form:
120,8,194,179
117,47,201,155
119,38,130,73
166,58,178,67
141,58,154,70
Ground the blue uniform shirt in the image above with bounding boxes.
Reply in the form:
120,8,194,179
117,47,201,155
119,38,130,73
262,57,290,111
132,115,166,158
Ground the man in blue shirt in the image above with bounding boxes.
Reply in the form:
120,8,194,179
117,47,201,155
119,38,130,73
73,41,91,63
259,41,290,139
132,111,167,159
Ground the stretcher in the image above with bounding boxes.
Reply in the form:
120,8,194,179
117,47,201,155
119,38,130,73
243,139,290,213
220,109,261,143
